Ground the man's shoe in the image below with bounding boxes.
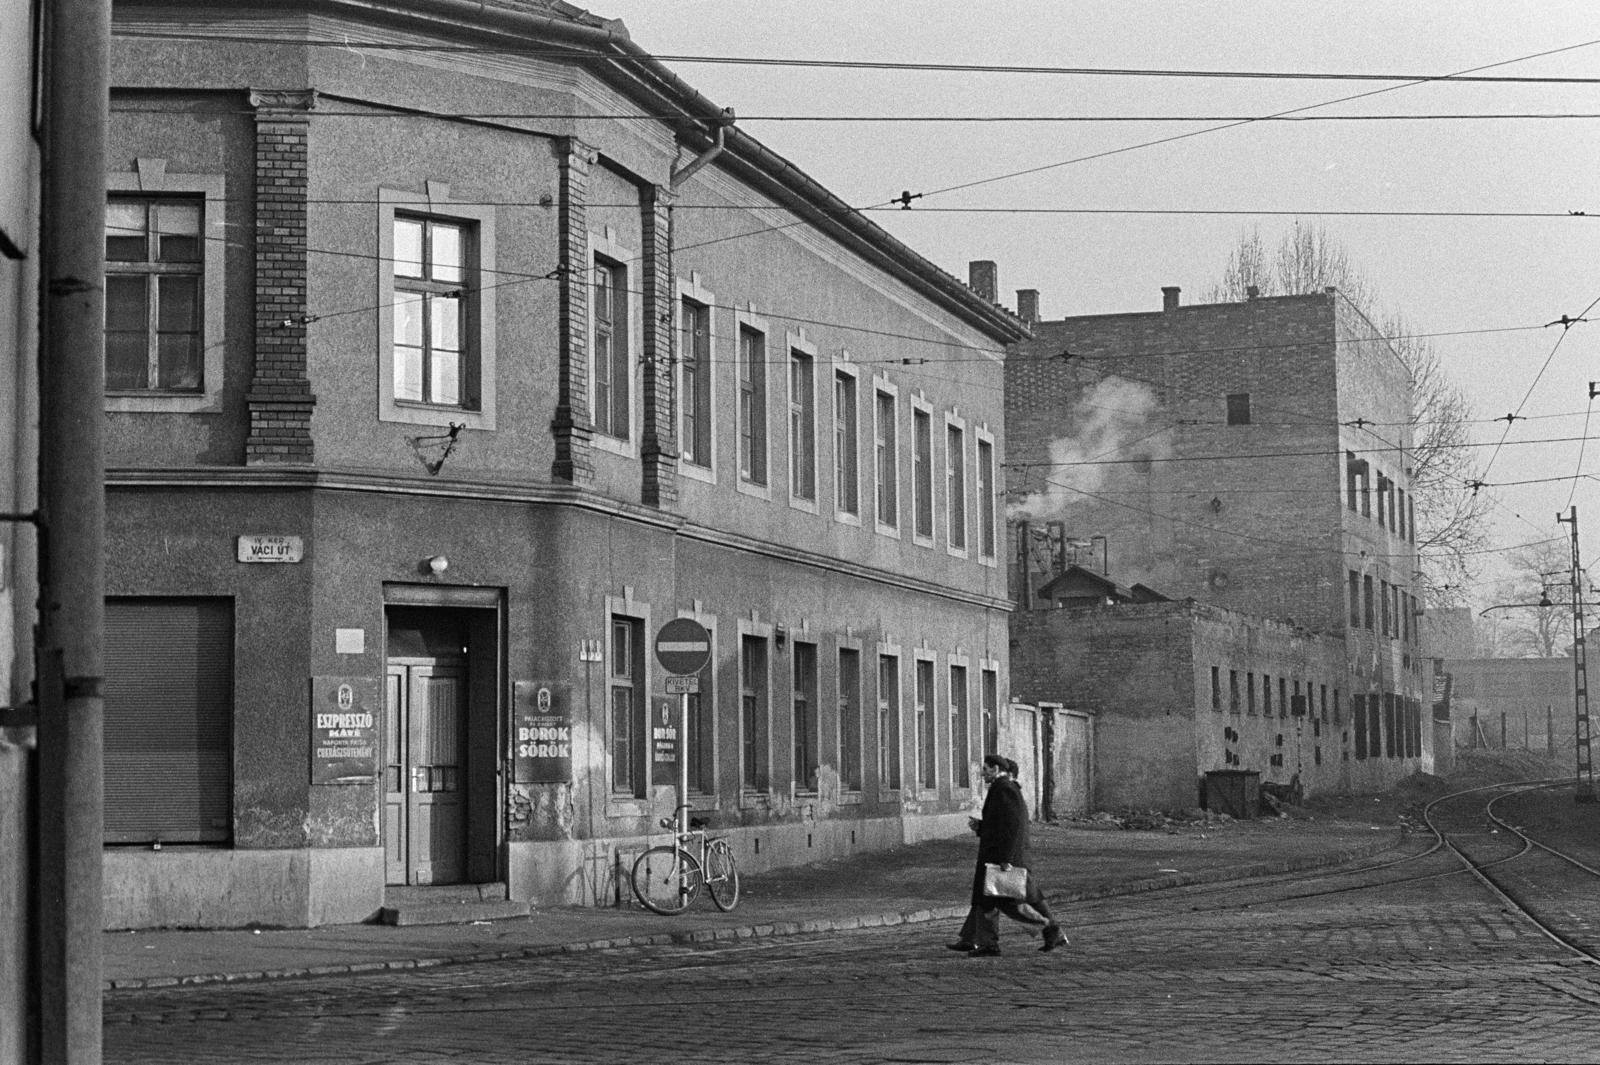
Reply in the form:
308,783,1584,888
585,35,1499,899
1040,925,1068,953
967,945,1002,957
945,941,975,952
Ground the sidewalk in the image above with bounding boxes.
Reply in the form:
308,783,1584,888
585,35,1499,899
103,813,1404,991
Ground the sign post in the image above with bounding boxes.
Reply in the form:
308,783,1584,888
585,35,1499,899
654,619,711,838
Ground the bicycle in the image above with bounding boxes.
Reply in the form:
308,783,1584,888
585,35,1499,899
629,807,741,915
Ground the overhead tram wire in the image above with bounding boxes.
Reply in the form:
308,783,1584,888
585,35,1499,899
108,31,1600,84
900,37,1600,204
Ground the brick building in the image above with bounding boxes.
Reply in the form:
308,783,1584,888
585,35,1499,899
1003,281,1428,805
97,1,1027,929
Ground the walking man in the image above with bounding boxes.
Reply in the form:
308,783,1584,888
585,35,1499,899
949,754,1068,956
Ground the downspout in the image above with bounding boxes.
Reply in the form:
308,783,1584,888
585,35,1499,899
669,109,735,190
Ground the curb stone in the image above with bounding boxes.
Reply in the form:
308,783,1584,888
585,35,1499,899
103,830,1403,992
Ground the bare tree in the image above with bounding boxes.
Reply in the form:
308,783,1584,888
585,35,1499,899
1201,222,1490,603
1487,540,1572,657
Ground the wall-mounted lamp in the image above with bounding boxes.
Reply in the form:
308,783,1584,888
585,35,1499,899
422,554,449,576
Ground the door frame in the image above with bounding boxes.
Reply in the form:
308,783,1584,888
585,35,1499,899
383,583,506,887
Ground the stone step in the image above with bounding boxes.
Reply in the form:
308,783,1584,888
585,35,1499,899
378,897,532,926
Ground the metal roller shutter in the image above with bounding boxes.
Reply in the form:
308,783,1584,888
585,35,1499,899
104,598,233,844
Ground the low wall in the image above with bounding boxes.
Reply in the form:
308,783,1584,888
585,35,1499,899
103,846,382,930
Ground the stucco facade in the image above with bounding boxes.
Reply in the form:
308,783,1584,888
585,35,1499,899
101,1,1027,929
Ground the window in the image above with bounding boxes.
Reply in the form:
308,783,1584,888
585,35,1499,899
947,422,968,553
1363,575,1375,630
838,648,862,791
1354,693,1368,759
106,167,225,412
1348,570,1361,627
1381,580,1392,636
875,387,899,530
1345,452,1361,513
738,326,767,485
915,657,936,790
610,617,645,796
789,346,816,502
1320,684,1329,723
685,625,715,795
105,599,232,843
878,654,901,790
1279,677,1288,719
592,257,630,440
1246,672,1257,715
741,635,769,792
1333,688,1342,725
1226,392,1251,425
1375,473,1388,528
379,187,496,429
912,406,934,540
681,298,713,468
976,435,997,560
392,215,475,410
1229,670,1241,713
1210,667,1221,711
950,664,970,788
793,642,819,792
1262,674,1272,716
834,369,860,518
1396,487,1407,540
980,667,999,755
105,196,204,395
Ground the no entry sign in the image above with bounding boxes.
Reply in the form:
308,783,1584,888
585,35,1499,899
654,617,711,676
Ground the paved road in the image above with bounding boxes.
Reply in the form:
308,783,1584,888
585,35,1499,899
105,846,1600,1065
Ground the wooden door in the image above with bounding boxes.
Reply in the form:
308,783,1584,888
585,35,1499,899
384,657,467,885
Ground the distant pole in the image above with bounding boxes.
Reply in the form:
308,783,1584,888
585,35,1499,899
1500,710,1507,750
1548,705,1555,755
1557,507,1595,802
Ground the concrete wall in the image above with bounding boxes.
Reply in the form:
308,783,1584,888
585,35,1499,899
1445,657,1575,753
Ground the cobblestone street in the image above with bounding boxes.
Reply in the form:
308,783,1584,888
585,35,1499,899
105,846,1600,1065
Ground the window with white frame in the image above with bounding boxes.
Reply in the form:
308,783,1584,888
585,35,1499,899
591,255,630,441
838,646,862,791
680,294,713,469
738,325,767,485
912,404,934,542
378,186,496,429
976,434,997,560
946,419,968,553
834,367,860,519
105,166,225,414
878,653,901,790
980,666,998,755
610,616,645,797
915,656,936,790
105,195,205,395
949,662,970,788
789,345,816,503
793,642,818,792
875,386,899,531
741,634,769,793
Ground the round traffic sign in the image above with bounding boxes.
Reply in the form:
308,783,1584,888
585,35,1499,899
654,618,711,675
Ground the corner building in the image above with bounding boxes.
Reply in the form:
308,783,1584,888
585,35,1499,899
103,1,1026,928
1006,285,1427,804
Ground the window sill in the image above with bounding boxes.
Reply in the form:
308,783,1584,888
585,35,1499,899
105,392,221,414
593,432,638,459
736,478,772,501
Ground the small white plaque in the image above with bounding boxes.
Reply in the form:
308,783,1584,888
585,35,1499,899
335,628,365,655
237,535,304,563
664,676,700,694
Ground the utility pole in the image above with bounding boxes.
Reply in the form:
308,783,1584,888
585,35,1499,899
37,0,111,1059
1557,507,1594,803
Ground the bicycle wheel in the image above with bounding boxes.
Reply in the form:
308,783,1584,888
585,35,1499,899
630,846,703,915
703,838,741,912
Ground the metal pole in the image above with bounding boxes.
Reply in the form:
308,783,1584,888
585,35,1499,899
37,0,109,1058
679,691,690,837
1558,507,1595,802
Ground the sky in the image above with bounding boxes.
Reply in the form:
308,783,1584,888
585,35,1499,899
589,0,1600,609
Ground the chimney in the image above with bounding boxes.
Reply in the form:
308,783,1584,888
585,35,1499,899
969,260,998,304
1161,286,1180,312
1016,288,1039,323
